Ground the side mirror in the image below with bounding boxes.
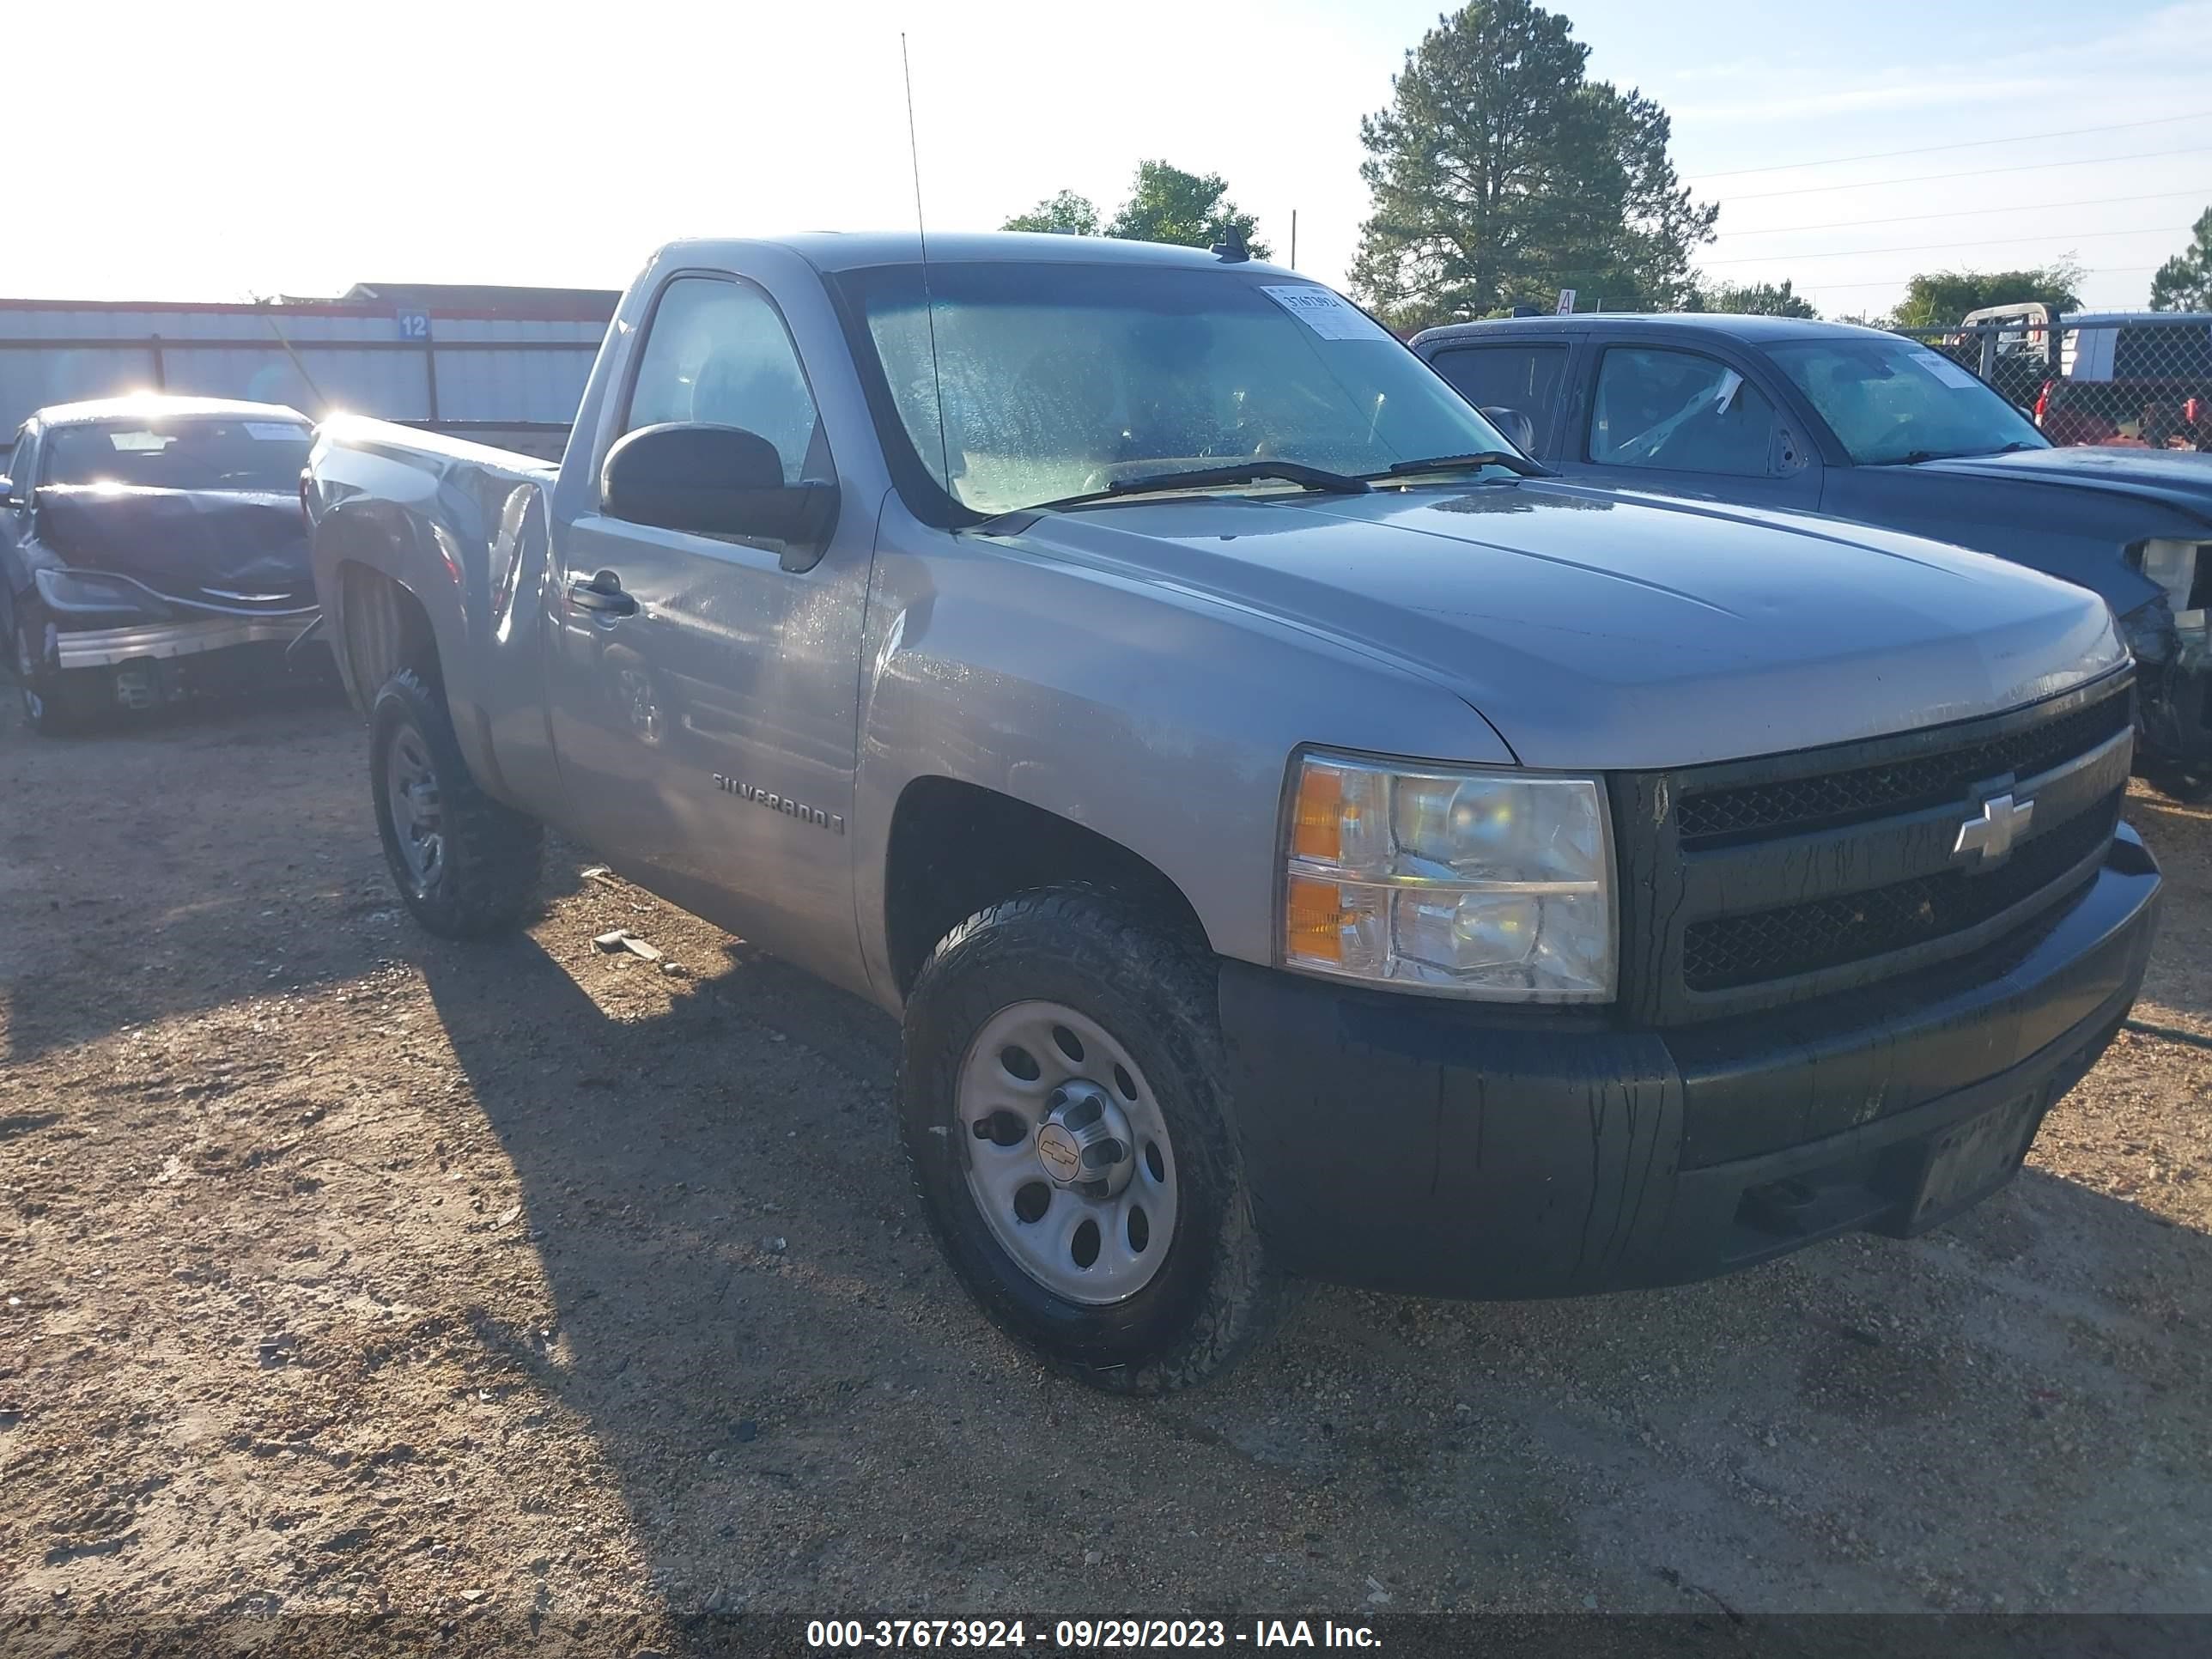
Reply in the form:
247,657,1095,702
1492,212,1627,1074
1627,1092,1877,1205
600,422,840,572
0,478,19,510
1480,405,1537,456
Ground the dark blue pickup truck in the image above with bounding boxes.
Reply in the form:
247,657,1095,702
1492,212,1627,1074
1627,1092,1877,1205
1414,313,2212,796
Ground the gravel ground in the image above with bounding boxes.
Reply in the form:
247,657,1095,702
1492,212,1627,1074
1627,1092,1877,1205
1,690,2209,1637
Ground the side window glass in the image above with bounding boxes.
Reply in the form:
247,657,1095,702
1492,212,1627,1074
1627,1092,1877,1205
1430,345,1567,457
1589,347,1790,478
623,277,828,483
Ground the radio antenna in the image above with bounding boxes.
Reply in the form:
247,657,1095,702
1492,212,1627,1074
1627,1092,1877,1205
901,34,955,504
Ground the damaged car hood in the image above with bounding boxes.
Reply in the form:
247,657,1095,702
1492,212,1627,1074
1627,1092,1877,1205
1821,446,2212,622
994,480,2126,770
33,484,313,605
1905,444,2212,519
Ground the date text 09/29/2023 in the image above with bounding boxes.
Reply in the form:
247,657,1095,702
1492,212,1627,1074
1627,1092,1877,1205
805,1619,1382,1650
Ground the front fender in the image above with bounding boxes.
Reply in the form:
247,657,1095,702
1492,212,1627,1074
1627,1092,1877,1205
850,506,1515,1003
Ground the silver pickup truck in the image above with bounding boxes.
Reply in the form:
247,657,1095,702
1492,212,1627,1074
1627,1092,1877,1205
304,233,2162,1392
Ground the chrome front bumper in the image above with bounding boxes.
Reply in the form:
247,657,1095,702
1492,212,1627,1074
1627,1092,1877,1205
54,614,317,670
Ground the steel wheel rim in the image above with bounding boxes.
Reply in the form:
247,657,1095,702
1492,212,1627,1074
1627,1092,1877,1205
384,723,446,895
955,999,1178,1306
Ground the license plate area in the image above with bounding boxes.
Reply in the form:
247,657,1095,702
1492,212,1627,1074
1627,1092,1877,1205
1899,1091,2045,1233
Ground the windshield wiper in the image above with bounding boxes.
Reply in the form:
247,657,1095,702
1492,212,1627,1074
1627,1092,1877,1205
1891,439,2043,465
1370,451,1547,481
1031,461,1371,512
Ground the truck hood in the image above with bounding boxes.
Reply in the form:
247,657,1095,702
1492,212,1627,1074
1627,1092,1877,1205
1905,445,2212,523
33,484,313,606
994,480,2125,769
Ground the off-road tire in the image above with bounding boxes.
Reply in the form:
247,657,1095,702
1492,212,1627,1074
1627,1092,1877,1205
900,884,1294,1392
369,669,543,938
14,606,110,737
2148,766,2212,806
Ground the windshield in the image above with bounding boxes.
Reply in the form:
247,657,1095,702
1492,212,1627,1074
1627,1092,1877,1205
43,417,313,491
835,262,1513,514
1765,337,2047,466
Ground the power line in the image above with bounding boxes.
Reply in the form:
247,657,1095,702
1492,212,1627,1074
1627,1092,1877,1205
1714,146,2211,203
1702,223,2187,266
1710,185,2212,240
1689,108,2212,181
1799,264,2159,295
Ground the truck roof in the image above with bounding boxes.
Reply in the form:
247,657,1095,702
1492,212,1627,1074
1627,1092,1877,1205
659,230,1302,279
1413,313,1892,349
33,393,309,428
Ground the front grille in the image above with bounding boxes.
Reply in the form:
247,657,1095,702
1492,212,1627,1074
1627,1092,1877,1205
1682,787,2122,992
1676,690,2130,848
1611,672,2136,1024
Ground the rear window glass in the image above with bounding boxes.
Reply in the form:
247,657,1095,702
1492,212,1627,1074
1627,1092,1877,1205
42,419,311,490
2113,325,2212,381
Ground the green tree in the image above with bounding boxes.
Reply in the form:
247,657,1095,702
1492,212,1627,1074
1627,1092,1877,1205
1104,161,1270,258
1888,262,2084,329
1349,0,1715,333
1687,277,1817,319
1001,190,1103,236
2150,209,2212,311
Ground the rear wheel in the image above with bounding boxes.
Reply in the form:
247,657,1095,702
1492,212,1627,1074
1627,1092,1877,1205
900,886,1291,1392
14,607,109,736
369,669,543,937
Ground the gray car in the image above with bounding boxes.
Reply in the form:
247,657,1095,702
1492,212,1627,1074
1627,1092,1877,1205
2,396,319,732
302,234,2160,1390
1413,313,2212,795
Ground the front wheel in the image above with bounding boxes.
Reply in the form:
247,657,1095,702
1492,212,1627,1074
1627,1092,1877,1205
369,669,544,937
900,886,1292,1392
14,608,110,736
2147,766,2212,805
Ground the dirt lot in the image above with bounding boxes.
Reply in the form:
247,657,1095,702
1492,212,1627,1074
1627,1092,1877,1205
2,690,2209,1637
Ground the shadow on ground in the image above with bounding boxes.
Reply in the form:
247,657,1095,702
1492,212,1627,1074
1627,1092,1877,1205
415,920,2212,1619
0,689,580,1062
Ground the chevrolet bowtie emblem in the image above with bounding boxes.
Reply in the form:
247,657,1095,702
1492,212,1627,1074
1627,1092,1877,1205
1954,791,2033,867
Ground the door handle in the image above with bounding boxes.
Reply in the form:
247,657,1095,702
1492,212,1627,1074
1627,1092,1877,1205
568,570,637,617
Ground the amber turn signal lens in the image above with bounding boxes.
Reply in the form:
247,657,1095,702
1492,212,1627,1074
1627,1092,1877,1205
1291,763,1348,863
1285,873,1349,965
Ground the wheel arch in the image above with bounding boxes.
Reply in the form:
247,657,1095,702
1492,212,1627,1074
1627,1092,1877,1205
313,508,444,708
329,554,441,714
881,775,1213,1000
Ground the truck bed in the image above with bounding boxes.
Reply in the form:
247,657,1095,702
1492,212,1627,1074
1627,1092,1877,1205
302,414,564,808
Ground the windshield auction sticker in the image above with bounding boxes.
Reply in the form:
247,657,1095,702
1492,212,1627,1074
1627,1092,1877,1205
1261,285,1392,342
1910,349,1983,391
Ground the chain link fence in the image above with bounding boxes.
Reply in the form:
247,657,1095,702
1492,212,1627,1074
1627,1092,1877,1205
1894,308,2212,451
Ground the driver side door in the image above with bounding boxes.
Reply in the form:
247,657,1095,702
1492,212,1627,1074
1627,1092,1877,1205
544,271,872,988
1556,342,1822,513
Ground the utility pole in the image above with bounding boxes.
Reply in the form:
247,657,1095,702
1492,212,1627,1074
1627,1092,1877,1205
1290,210,1298,269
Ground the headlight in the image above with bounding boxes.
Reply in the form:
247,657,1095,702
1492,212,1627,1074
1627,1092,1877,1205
2136,538,2204,614
33,567,167,618
1282,751,1616,1001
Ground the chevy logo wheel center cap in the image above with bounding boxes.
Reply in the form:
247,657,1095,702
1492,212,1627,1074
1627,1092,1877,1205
1035,1080,1136,1198
1035,1124,1083,1182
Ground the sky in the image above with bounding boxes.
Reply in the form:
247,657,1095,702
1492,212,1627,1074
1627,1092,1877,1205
9,0,2212,319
